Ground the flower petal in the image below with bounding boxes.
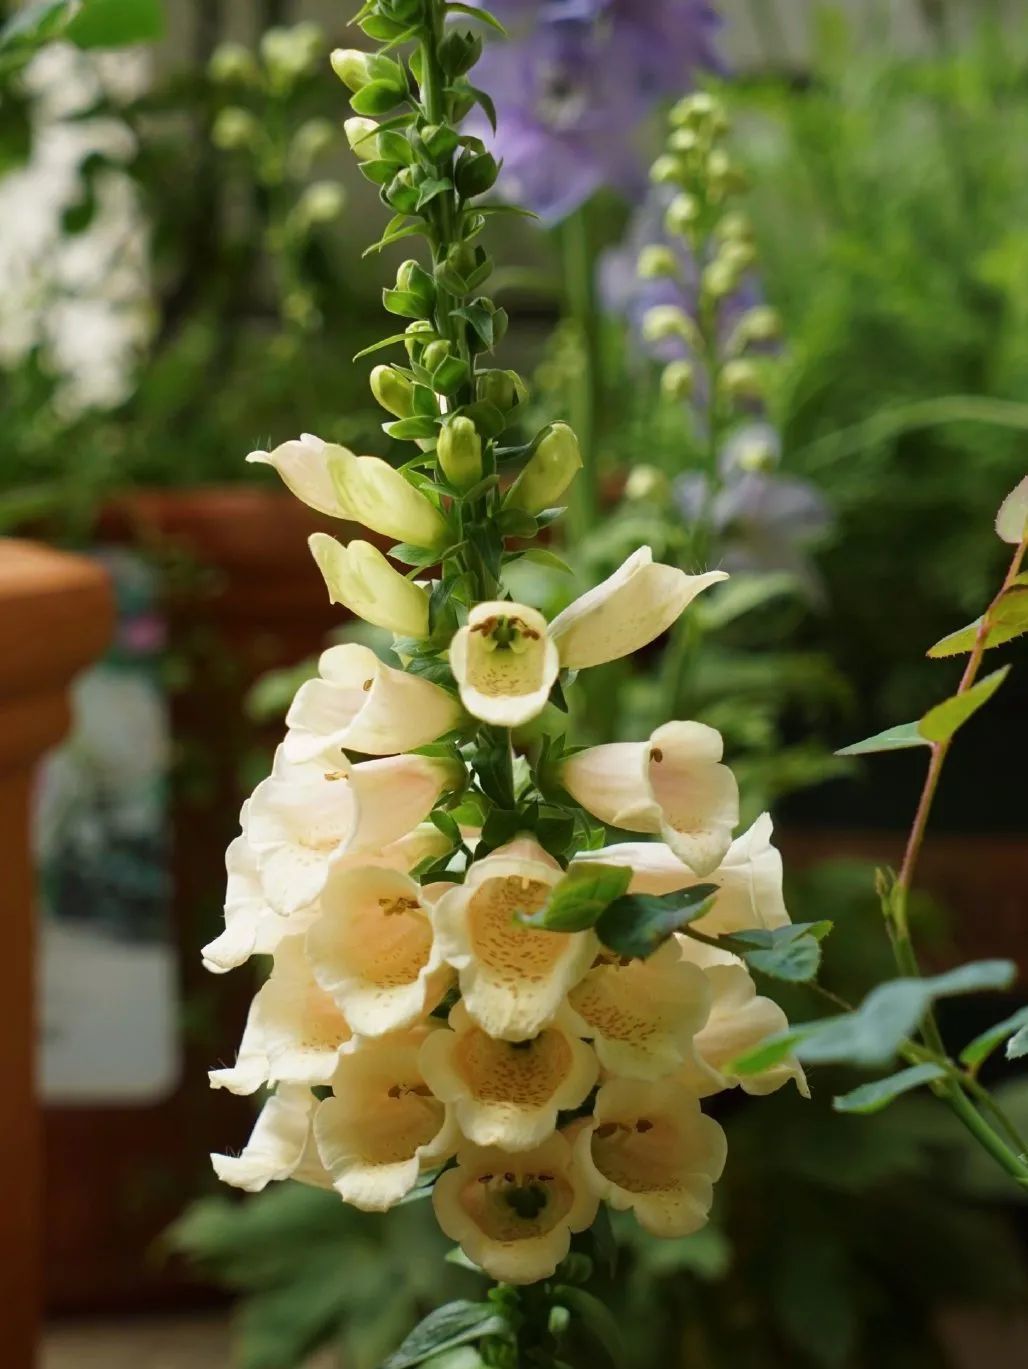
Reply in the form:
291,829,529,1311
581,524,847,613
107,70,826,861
211,1085,318,1193
327,447,448,549
420,1001,598,1151
247,433,345,517
646,721,739,876
309,534,430,638
449,601,559,727
550,546,727,669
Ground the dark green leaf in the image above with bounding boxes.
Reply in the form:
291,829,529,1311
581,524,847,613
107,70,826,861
468,84,497,132
429,810,462,845
416,176,453,210
447,2,507,35
517,863,632,933
833,1063,947,1115
730,921,832,983
596,885,719,960
452,301,494,349
960,1006,1028,1068
381,1302,510,1369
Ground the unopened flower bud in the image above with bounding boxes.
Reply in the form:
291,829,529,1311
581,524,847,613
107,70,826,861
637,245,679,280
703,258,741,299
716,212,755,244
720,359,763,401
667,127,701,155
212,107,257,151
370,365,414,418
734,430,779,473
660,360,694,401
421,340,451,373
208,42,257,85
437,416,483,490
642,305,690,344
262,24,322,82
344,116,380,161
295,180,345,225
625,465,668,501
650,154,686,187
477,369,525,412
707,149,748,195
404,320,435,361
505,422,582,514
331,48,400,93
664,193,700,238
671,91,727,134
739,306,780,343
290,118,335,173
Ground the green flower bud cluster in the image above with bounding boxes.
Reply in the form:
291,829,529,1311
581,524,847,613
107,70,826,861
638,93,782,421
338,0,583,615
208,23,345,337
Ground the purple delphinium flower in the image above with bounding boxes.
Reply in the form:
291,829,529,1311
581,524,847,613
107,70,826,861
676,424,832,596
470,1,723,222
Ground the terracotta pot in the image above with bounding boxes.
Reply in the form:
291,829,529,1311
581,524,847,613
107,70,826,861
0,539,113,1368
44,487,354,1313
779,827,1028,972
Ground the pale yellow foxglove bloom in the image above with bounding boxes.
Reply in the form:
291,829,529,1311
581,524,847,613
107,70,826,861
574,1078,726,1237
431,838,597,1041
246,747,461,916
419,1001,598,1151
201,821,317,974
208,935,353,1095
306,863,454,1036
309,534,430,638
562,721,739,876
432,1133,598,1284
314,1028,456,1211
328,445,447,548
576,812,788,936
283,642,463,762
449,601,559,728
247,432,343,517
676,935,808,1098
212,1085,330,1193
549,547,727,670
250,433,447,549
565,938,710,1081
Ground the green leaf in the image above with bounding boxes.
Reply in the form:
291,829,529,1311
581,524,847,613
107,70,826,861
832,1063,947,1115
416,176,453,210
835,721,927,757
383,288,434,320
517,863,632,933
1007,1022,1028,1061
730,922,832,983
996,474,1028,544
550,1287,625,1369
468,84,497,133
447,2,507,35
353,331,417,361
383,415,440,440
927,590,1028,657
919,666,1009,742
65,0,164,47
960,1006,1028,1069
0,0,78,56
452,301,494,348
350,79,405,116
512,547,573,574
596,885,719,960
363,219,425,258
382,1302,510,1369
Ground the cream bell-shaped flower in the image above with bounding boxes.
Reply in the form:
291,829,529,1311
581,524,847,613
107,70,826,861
314,1028,456,1211
247,747,461,916
327,444,448,549
209,935,353,1095
247,432,344,518
306,863,453,1036
449,601,559,727
212,1085,330,1193
549,546,727,670
202,825,318,973
283,642,463,762
419,1001,598,1151
573,812,788,937
676,935,808,1098
432,1133,598,1284
565,938,710,1081
309,534,430,638
431,838,597,1041
575,1078,727,1238
562,721,738,876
